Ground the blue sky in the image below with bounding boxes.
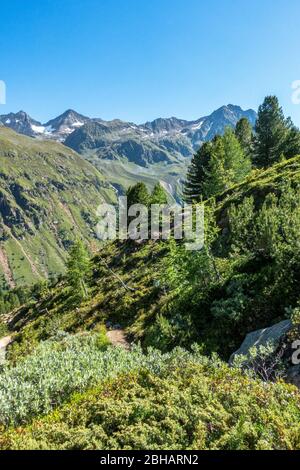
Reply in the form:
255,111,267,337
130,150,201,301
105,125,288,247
1,0,300,124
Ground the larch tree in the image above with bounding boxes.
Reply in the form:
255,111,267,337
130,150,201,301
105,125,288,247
66,240,91,300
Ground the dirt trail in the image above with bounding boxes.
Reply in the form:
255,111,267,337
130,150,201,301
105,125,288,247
0,247,15,288
106,329,130,350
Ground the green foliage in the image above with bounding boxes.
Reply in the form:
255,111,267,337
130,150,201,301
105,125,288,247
2,356,300,450
30,280,50,301
4,240,168,363
184,128,251,202
235,117,253,156
0,321,8,337
291,306,300,326
0,332,183,427
222,127,252,183
203,135,228,197
0,127,116,288
229,183,300,261
183,141,212,203
150,182,168,205
66,240,91,300
7,160,300,361
233,341,285,382
126,182,150,207
254,96,300,167
0,285,33,315
161,174,300,357
284,123,300,159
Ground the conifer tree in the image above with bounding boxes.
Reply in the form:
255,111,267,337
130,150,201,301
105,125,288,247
235,117,253,157
126,182,150,207
183,141,213,203
254,96,289,167
223,127,251,183
150,183,168,205
66,240,91,300
283,123,300,159
184,130,251,202
203,136,228,197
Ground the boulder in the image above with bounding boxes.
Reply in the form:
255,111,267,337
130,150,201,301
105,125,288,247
230,319,292,363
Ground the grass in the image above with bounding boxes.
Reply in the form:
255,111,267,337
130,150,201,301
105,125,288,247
0,127,116,288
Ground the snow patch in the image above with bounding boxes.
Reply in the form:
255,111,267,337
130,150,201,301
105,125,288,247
31,124,46,134
44,125,55,134
191,121,204,130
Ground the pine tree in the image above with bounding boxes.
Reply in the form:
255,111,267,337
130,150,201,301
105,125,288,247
253,96,289,167
283,123,300,159
66,240,91,300
183,141,213,203
150,183,168,205
184,130,251,202
126,182,150,207
235,117,253,157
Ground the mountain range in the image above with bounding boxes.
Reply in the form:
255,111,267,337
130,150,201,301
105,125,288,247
0,105,256,198
0,105,256,162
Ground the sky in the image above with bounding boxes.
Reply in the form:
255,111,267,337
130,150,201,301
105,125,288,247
1,0,300,125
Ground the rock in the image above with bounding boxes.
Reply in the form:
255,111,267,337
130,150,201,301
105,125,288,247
230,320,292,363
0,336,12,364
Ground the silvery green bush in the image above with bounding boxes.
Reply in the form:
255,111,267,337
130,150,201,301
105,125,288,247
0,333,205,427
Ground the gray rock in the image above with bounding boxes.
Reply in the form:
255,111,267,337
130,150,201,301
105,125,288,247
230,320,292,363
0,336,12,365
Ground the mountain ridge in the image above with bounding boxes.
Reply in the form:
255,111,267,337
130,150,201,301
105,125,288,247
0,104,256,147
0,105,257,199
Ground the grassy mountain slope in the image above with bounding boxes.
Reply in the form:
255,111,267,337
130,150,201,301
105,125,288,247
5,240,167,360
2,155,300,449
84,156,187,201
4,154,300,362
215,155,300,210
0,127,115,288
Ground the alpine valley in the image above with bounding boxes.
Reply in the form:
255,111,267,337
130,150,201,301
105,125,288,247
2,95,300,451
0,104,256,287
0,105,256,201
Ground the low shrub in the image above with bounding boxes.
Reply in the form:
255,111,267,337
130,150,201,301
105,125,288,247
0,333,206,427
1,360,300,450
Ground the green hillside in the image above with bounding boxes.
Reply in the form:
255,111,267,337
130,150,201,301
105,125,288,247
3,153,300,361
84,156,187,201
0,127,115,288
2,98,300,450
